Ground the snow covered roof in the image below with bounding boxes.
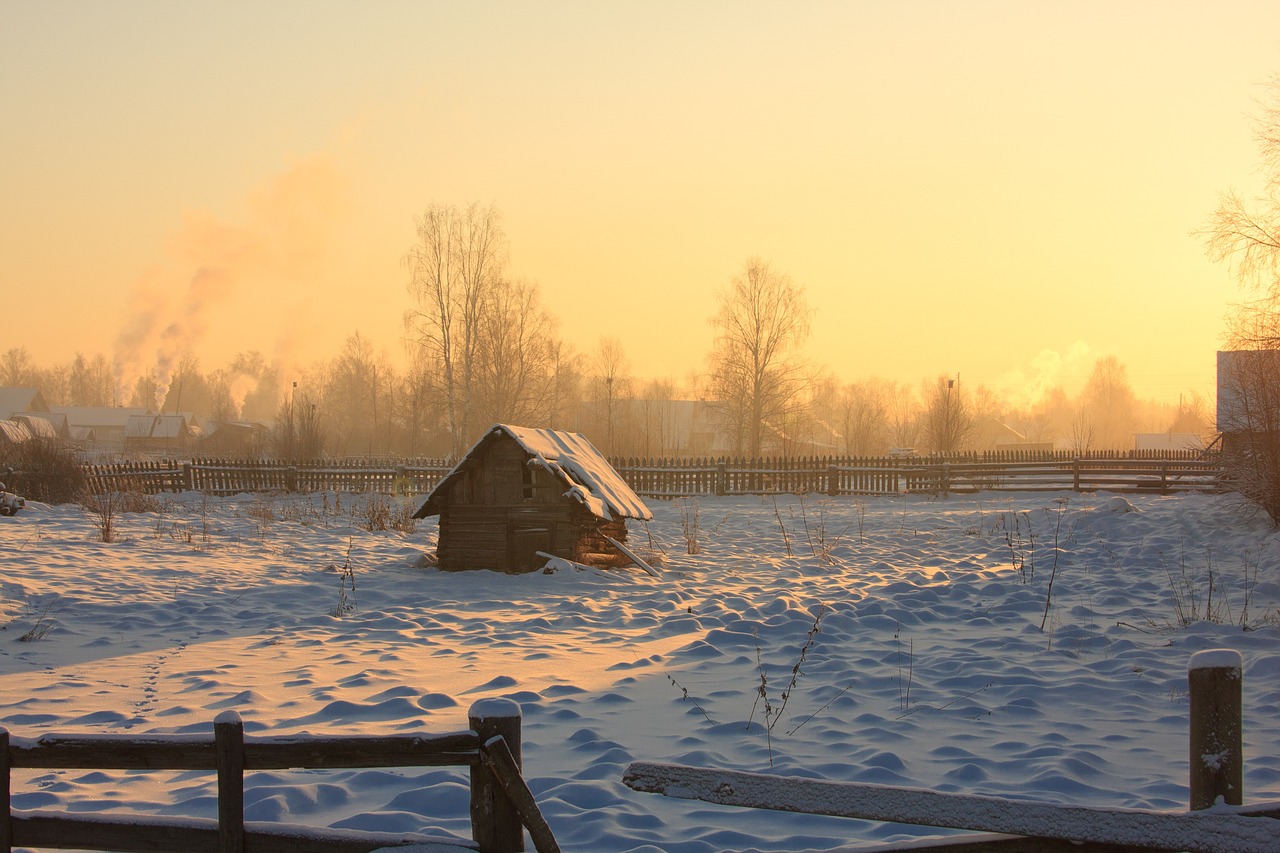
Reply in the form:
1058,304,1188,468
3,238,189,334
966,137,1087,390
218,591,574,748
416,423,652,522
124,413,195,440
53,406,149,429
0,419,32,446
124,414,158,439
10,414,58,440
0,388,47,419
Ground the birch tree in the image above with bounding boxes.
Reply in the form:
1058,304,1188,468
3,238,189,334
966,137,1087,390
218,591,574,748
708,257,812,456
404,202,506,457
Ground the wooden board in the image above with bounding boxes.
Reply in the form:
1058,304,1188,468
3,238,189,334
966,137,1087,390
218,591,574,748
604,535,660,578
622,761,1280,853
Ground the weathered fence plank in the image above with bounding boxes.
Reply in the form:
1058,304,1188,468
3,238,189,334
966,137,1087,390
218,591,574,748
622,762,1278,853
2,702,554,853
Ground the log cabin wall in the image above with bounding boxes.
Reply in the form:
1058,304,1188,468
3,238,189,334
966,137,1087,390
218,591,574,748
435,432,628,573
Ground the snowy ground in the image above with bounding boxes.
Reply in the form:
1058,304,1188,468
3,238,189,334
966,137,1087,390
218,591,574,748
1,489,1278,852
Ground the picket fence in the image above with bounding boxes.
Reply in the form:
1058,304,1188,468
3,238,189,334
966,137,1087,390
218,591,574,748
80,451,1221,500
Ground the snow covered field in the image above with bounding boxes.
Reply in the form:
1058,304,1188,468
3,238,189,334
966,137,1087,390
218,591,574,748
1,489,1278,852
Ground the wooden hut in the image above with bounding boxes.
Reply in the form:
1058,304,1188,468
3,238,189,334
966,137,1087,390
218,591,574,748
413,424,652,573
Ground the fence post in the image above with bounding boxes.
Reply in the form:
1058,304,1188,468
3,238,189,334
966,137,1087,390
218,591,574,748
827,465,839,497
470,698,524,852
1188,649,1243,810
214,711,246,853
715,462,728,497
1,726,10,851
1072,457,1081,492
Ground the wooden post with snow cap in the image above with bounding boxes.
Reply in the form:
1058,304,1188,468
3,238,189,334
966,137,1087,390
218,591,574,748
0,726,11,851
1189,649,1243,810
214,710,245,853
470,698,524,852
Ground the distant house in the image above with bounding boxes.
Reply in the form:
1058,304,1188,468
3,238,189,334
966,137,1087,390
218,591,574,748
1135,433,1207,453
124,413,200,454
9,413,60,441
1216,349,1280,453
413,424,652,573
0,389,49,419
200,421,269,457
53,407,149,453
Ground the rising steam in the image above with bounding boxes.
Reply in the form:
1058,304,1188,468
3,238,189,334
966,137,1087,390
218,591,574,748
112,157,345,410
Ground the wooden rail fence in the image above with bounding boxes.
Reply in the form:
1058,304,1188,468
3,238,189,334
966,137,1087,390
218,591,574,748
79,451,1221,500
0,699,559,853
625,651,1279,853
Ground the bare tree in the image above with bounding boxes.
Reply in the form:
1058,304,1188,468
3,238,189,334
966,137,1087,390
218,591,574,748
832,379,892,455
1203,78,1280,302
885,380,921,451
69,353,113,407
1217,341,1280,524
404,202,506,457
1202,77,1280,524
634,378,681,457
708,257,812,456
473,278,559,428
1068,406,1096,456
1081,355,1137,450
544,340,583,433
921,375,974,454
320,333,391,456
0,348,37,388
272,390,326,461
396,348,450,456
588,337,633,455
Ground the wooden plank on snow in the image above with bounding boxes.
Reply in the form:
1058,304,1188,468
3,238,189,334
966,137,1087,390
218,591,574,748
621,762,1280,853
604,535,660,578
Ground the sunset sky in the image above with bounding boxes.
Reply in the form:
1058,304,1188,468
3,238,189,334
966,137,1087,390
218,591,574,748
4,1,1279,408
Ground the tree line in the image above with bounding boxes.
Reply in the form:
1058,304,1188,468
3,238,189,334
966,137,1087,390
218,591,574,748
4,202,1210,461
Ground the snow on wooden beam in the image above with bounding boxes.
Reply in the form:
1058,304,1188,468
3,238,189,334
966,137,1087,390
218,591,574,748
621,761,1280,853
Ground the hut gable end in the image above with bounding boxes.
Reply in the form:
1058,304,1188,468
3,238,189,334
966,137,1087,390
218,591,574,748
414,423,651,573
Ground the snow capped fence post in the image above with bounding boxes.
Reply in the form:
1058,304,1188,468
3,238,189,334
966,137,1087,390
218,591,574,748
214,710,246,853
1189,649,1243,810
1,726,10,850
470,698,525,852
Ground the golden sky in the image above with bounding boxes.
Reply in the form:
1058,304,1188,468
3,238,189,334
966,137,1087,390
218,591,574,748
4,1,1279,406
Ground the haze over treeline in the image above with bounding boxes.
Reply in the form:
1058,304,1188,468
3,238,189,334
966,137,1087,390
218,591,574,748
0,339,1210,460
2,201,1213,459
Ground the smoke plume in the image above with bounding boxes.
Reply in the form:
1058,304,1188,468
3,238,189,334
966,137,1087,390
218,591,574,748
112,157,345,410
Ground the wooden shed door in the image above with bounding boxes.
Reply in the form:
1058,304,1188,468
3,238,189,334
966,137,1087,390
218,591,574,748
508,521,555,572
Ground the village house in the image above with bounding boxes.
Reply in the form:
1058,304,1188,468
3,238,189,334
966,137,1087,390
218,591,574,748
0,388,49,419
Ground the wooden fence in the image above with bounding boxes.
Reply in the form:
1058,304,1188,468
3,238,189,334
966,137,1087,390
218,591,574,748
0,699,559,853
78,451,1222,500
625,651,1279,853
81,458,454,498
612,451,1221,498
